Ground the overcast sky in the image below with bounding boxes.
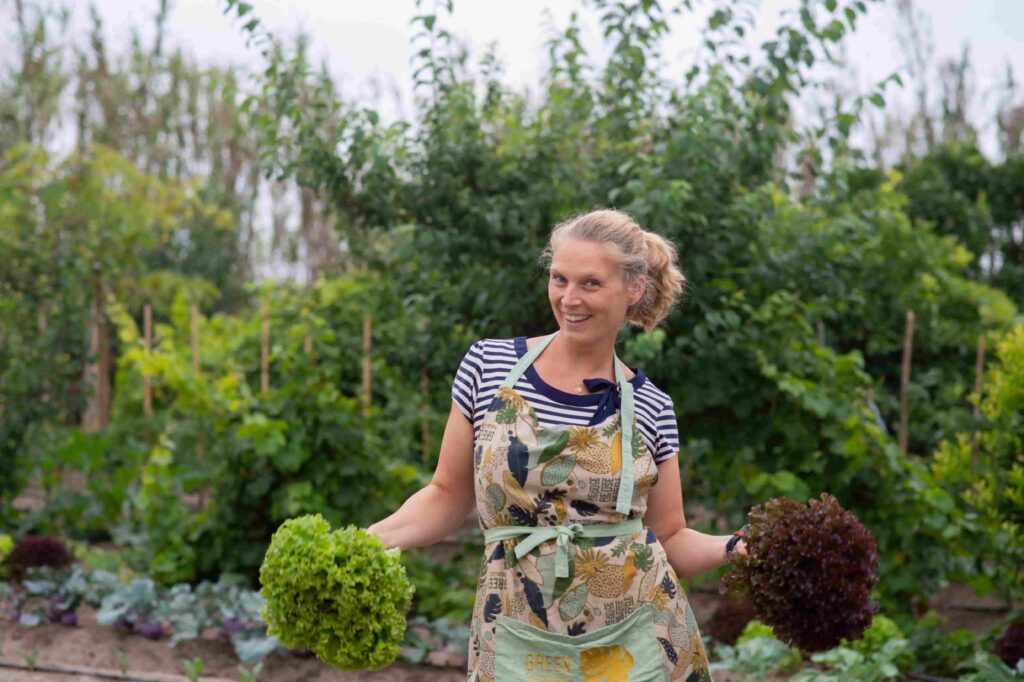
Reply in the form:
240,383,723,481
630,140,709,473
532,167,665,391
10,1,1017,159
74,1,1021,138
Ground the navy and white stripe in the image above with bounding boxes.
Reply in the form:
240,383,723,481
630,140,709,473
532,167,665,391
451,337,679,464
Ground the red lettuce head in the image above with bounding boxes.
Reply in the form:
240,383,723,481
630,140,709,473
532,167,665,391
8,536,72,581
995,620,1024,668
723,493,879,652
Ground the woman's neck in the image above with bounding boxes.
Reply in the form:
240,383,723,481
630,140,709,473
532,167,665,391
546,332,617,378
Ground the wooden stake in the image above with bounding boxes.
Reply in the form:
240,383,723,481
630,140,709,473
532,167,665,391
191,304,200,374
143,304,152,417
817,319,825,347
304,328,313,356
261,299,269,395
362,314,372,417
191,304,205,486
971,335,985,466
899,309,915,456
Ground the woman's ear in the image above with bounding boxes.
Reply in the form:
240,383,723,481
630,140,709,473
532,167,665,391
629,275,647,306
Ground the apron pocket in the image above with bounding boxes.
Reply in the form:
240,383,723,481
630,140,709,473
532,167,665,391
494,603,666,682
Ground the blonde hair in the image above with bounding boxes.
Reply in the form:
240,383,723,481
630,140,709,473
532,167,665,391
541,209,686,331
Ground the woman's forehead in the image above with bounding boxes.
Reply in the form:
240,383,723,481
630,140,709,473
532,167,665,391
550,239,622,274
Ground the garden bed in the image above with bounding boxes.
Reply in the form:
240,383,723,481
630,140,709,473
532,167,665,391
0,605,464,682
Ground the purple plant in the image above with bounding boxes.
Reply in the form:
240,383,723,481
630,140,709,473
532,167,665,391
995,621,1024,668
706,597,757,645
724,493,879,652
134,620,165,640
8,536,71,581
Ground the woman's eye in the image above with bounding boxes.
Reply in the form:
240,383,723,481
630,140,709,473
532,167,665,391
586,280,600,287
552,275,567,284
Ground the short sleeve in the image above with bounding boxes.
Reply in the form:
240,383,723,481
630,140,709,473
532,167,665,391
652,396,680,463
451,340,485,422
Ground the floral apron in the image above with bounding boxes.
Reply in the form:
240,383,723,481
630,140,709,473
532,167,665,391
468,333,712,682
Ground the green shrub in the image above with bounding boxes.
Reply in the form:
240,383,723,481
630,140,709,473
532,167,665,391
259,514,413,671
903,611,978,678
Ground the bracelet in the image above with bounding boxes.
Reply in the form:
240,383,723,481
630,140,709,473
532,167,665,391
724,524,751,560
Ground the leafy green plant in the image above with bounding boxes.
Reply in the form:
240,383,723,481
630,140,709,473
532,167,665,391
710,620,802,679
725,493,879,652
402,551,475,623
238,662,263,682
115,647,130,676
95,576,164,639
903,611,978,678
259,514,413,671
0,533,12,577
957,650,1024,681
843,614,915,671
401,616,470,665
182,657,203,682
792,638,912,681
18,645,40,670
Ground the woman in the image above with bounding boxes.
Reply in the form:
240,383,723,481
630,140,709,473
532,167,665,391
369,209,745,682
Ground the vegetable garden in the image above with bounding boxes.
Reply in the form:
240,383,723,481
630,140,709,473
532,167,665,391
1,0,1023,679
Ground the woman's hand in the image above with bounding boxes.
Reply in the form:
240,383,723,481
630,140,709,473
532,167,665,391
365,401,476,550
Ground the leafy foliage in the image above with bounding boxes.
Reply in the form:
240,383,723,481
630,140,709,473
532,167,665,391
710,620,803,679
259,514,413,671
725,494,879,652
928,325,1024,598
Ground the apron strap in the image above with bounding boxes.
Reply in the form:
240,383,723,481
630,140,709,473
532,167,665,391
499,331,636,516
501,332,557,388
613,358,635,516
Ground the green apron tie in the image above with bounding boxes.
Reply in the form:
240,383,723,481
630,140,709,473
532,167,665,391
484,519,643,580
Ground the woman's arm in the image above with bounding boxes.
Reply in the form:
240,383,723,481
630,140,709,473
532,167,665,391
366,401,476,550
643,456,744,579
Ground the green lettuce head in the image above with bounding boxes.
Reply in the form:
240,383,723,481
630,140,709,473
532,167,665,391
259,514,414,670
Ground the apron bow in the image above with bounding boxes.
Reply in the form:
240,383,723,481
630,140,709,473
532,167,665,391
513,523,585,578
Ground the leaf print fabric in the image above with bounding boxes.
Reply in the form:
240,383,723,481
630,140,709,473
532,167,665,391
469,384,713,681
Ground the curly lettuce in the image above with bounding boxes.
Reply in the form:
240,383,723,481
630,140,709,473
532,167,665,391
259,514,413,670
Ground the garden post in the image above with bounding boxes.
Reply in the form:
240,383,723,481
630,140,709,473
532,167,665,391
899,309,914,456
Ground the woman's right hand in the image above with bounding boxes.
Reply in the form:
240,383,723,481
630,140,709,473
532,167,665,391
362,401,476,551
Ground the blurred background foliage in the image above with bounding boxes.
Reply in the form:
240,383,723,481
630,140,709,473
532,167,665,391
1,0,1022,634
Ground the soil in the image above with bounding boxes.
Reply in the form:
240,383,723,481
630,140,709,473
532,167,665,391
0,606,464,682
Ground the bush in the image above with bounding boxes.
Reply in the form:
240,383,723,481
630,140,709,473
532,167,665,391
259,514,413,671
8,536,71,581
724,493,879,652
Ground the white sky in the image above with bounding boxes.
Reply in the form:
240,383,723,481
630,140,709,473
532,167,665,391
69,0,1024,158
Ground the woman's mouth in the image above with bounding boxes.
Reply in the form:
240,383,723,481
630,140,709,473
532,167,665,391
564,313,593,325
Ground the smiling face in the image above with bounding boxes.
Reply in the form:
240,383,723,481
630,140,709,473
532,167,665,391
548,238,645,345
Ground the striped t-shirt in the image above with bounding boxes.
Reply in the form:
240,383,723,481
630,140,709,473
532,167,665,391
451,337,679,463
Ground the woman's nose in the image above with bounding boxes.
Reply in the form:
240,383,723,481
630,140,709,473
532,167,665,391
562,286,583,306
